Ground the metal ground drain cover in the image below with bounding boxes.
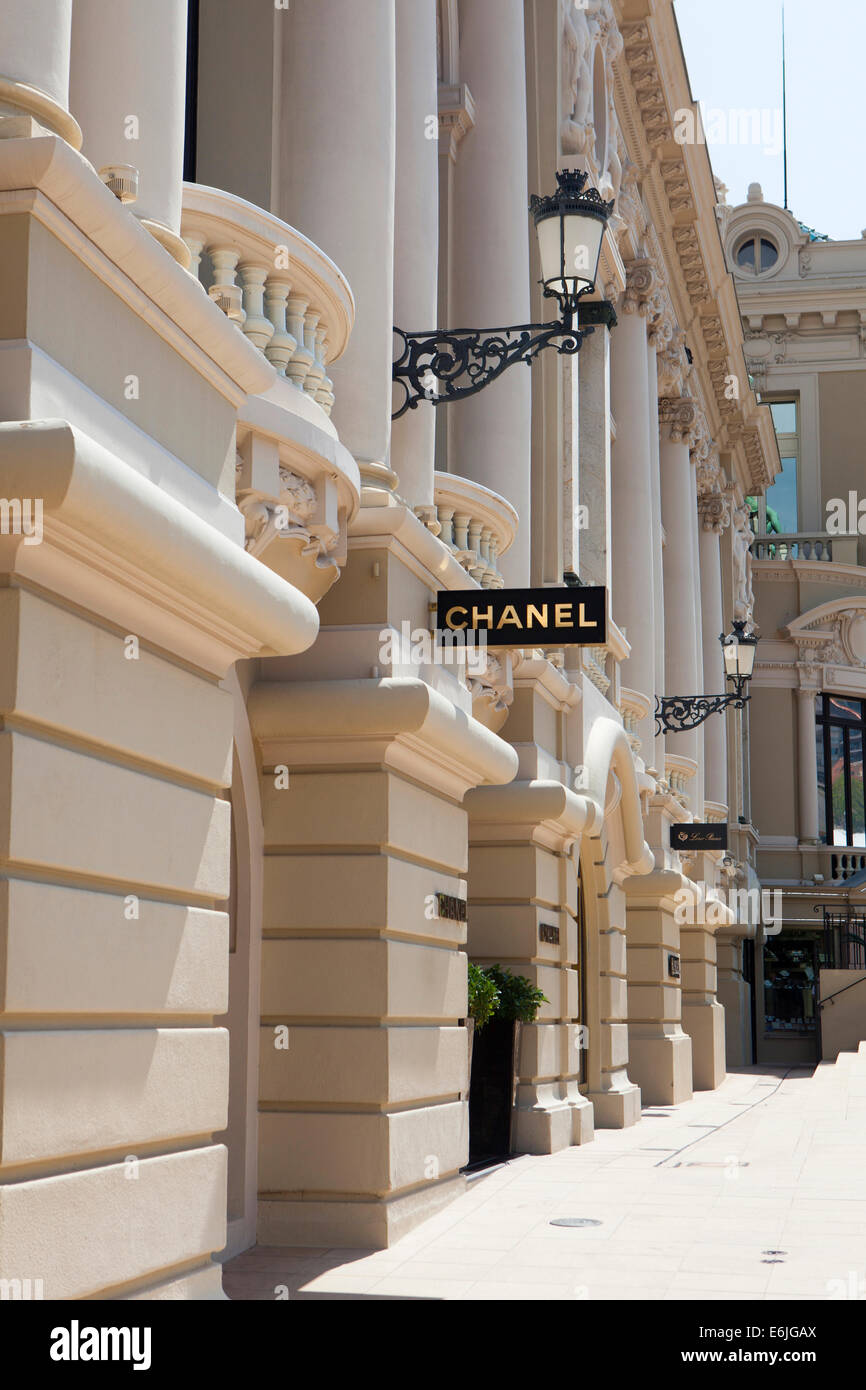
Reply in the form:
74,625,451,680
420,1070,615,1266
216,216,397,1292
550,1218,603,1228
683,1161,750,1168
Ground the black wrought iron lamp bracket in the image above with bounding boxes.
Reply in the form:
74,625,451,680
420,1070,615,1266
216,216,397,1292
655,679,751,735
391,299,617,421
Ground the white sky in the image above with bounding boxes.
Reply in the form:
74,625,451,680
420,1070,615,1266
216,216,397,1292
674,0,866,241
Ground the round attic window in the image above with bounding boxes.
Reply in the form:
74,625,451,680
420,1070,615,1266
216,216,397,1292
735,233,779,275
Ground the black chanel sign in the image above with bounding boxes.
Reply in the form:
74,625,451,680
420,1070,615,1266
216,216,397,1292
436,586,607,647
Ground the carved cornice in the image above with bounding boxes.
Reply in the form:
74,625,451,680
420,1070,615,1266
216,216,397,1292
659,158,694,215
621,21,672,148
672,225,711,308
726,420,771,492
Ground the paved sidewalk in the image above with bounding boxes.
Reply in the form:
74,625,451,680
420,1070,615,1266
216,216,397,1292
224,1058,866,1301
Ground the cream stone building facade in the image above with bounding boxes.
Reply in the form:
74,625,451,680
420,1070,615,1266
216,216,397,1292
0,0,777,1299
721,184,866,1067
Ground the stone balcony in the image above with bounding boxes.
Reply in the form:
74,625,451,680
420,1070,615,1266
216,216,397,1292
416,472,519,589
752,533,859,564
181,184,360,604
182,183,354,418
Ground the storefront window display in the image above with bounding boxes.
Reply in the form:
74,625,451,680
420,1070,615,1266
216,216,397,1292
762,934,829,1034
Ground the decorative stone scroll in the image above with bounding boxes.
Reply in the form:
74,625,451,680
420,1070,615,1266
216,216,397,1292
658,395,701,446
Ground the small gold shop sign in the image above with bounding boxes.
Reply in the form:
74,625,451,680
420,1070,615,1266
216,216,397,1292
671,823,728,852
436,586,607,647
668,954,681,979
436,893,467,922
539,923,560,945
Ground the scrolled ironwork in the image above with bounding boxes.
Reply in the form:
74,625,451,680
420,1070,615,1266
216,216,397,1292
392,318,589,420
655,691,750,735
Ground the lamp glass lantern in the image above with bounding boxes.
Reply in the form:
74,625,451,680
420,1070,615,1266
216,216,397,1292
721,620,758,683
530,168,614,317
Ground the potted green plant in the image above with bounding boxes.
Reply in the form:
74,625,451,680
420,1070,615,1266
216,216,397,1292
468,964,548,1163
465,962,500,1096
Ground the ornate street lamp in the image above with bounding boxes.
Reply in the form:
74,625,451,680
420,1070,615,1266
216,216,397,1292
392,169,615,419
655,620,759,734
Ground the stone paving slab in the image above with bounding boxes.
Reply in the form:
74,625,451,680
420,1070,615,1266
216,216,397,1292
223,1061,866,1301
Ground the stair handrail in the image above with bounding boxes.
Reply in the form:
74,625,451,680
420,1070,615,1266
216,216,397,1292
819,972,866,1009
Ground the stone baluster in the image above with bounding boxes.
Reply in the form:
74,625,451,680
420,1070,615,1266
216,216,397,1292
184,233,205,281
453,512,470,553
263,278,297,376
478,527,494,587
314,327,335,415
208,246,245,324
285,297,314,389
488,535,501,586
467,519,486,582
303,311,325,398
237,263,275,351
438,504,455,550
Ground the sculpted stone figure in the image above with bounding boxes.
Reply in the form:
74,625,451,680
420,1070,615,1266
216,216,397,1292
561,0,595,155
732,503,756,625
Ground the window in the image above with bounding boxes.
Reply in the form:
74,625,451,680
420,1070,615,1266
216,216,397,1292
736,234,779,275
763,935,822,1035
749,396,799,536
816,695,866,847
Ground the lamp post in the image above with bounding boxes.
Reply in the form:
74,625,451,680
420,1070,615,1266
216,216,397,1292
655,620,759,734
392,169,615,419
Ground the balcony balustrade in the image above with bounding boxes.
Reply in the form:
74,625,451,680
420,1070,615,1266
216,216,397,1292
181,185,359,603
619,687,652,756
416,472,518,590
181,183,355,420
752,533,859,564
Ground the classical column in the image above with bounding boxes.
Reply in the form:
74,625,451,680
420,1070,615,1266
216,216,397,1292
697,488,730,811
0,0,81,146
577,314,612,590
390,0,438,511
70,0,189,264
797,685,820,842
647,342,666,774
449,0,531,584
689,451,706,815
277,0,396,496
659,397,703,785
435,85,474,479
611,263,657,763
